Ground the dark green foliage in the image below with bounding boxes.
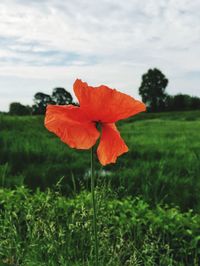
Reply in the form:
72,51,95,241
0,187,200,265
165,94,176,111
165,94,200,111
138,69,200,112
173,94,191,110
190,96,200,109
52,87,73,105
7,87,74,116
9,102,32,116
139,68,168,112
33,92,55,115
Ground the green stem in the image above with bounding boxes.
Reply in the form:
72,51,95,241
91,146,99,266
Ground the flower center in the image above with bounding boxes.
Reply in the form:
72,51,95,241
95,121,101,131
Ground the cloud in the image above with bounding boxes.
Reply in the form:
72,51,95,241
0,0,200,111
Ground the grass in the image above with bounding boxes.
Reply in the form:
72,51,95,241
0,111,200,210
0,186,200,265
0,111,200,265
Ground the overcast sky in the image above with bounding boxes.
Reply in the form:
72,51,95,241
0,0,200,111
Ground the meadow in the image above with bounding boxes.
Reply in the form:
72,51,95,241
0,111,200,265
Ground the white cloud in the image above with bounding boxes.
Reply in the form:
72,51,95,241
0,0,200,111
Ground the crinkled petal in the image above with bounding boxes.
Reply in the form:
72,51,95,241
74,79,146,123
45,105,100,149
97,123,128,165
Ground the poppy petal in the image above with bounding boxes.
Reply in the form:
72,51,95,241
97,123,128,165
45,105,100,149
74,79,146,123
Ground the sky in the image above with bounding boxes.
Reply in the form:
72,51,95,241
0,0,200,111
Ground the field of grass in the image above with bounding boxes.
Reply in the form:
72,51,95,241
0,111,200,265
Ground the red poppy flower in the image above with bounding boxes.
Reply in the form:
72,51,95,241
45,79,146,165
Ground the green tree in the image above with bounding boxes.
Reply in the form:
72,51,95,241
9,102,32,115
52,87,73,105
165,94,200,111
173,94,191,111
190,96,200,110
139,68,168,112
33,93,55,115
164,95,174,111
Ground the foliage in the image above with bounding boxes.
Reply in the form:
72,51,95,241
138,69,200,112
165,94,200,111
9,102,32,116
52,87,73,105
0,187,200,265
32,88,74,115
139,68,168,112
6,88,74,116
33,92,55,115
190,96,200,109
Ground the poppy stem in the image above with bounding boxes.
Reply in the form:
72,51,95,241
91,146,99,266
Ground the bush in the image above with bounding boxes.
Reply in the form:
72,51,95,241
9,103,32,116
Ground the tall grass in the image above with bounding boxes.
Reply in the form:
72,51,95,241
0,112,200,210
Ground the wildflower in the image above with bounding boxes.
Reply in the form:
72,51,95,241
45,79,146,165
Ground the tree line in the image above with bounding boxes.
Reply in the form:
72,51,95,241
8,68,200,115
9,87,75,115
139,68,200,112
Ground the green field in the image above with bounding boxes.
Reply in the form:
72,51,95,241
0,111,200,265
